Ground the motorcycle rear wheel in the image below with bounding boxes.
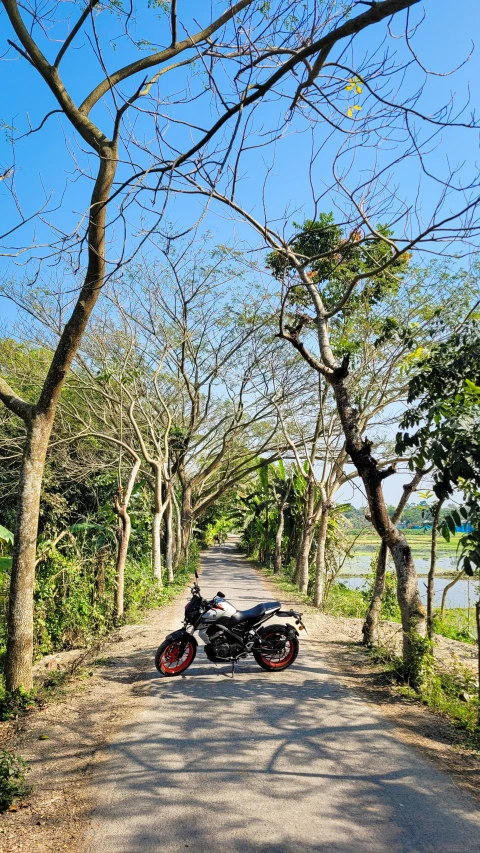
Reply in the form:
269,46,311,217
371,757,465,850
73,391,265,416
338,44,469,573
254,625,299,672
155,637,197,676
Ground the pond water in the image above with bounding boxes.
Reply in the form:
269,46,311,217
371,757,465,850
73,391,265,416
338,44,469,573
340,576,479,609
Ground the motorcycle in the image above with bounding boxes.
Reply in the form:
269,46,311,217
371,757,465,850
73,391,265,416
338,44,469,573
155,570,306,677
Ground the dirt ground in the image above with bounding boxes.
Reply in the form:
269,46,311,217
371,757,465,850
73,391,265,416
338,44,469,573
1,562,479,852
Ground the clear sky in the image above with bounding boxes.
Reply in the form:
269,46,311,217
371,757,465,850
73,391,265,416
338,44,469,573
1,1,479,506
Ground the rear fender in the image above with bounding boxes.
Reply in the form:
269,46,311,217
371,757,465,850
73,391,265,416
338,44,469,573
256,622,299,641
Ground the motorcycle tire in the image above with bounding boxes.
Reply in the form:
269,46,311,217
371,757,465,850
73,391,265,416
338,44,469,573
155,636,197,676
253,624,299,672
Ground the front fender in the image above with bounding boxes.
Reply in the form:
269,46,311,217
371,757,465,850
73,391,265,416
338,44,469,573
164,628,198,649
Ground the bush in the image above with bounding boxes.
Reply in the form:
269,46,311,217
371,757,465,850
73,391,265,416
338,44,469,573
0,750,32,811
324,582,367,618
433,609,477,644
361,553,401,622
0,533,200,672
0,686,37,721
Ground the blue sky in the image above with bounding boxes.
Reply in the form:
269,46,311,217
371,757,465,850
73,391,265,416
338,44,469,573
1,0,479,505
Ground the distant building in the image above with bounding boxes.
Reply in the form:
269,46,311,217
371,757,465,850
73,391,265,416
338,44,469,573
455,523,474,533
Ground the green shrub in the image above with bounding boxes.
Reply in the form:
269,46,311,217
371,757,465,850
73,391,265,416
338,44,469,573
361,553,401,622
324,582,367,618
0,686,37,721
433,609,477,644
402,630,435,691
0,750,32,811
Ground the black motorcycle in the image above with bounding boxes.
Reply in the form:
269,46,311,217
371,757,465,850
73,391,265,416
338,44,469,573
155,571,306,676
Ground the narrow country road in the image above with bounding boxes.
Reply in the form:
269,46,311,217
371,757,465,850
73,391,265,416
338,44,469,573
85,542,480,853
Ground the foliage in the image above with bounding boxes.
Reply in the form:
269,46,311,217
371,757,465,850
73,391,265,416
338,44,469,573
433,609,477,645
266,214,409,318
397,322,480,574
371,643,480,738
0,686,36,721
0,525,13,546
196,489,241,547
323,582,367,619
402,630,435,692
362,555,401,621
0,750,32,811
404,661,480,738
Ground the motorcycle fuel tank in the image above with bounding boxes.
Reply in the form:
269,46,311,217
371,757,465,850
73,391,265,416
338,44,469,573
197,595,237,626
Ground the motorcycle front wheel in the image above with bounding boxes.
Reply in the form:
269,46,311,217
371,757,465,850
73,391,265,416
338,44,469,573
253,625,299,672
155,637,197,676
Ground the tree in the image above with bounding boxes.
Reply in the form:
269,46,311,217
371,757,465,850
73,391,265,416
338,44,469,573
362,468,425,647
397,321,480,713
113,456,141,620
3,0,414,691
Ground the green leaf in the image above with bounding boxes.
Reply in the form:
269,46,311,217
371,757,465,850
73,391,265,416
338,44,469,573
451,510,461,527
0,525,14,544
446,515,456,534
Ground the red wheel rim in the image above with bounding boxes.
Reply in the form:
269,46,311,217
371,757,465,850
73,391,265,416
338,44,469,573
259,633,295,669
160,640,194,674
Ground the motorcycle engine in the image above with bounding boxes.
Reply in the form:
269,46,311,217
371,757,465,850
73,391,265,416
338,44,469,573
203,627,244,661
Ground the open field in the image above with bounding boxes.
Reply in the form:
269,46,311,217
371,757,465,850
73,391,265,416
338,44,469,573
344,529,459,577
347,528,458,558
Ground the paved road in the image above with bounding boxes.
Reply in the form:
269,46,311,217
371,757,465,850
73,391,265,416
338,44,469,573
85,542,480,853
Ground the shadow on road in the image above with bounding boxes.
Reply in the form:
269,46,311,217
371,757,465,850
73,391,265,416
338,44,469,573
84,541,480,852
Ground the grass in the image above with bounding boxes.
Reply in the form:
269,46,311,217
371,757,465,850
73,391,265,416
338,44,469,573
434,608,477,644
369,642,480,743
257,554,480,743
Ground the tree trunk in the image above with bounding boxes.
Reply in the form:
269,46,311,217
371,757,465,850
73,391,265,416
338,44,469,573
362,541,387,646
427,499,444,640
295,526,314,594
4,147,117,692
273,504,285,574
476,600,480,729
331,373,426,664
152,465,163,586
5,415,50,691
114,510,130,620
171,491,181,569
363,469,425,647
165,495,174,582
440,570,466,617
113,458,140,620
313,503,330,609
295,479,315,591
179,483,193,566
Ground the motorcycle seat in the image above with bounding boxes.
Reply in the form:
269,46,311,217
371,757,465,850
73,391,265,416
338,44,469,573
231,601,281,623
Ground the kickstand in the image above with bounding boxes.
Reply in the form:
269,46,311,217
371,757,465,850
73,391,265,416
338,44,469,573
225,660,235,679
